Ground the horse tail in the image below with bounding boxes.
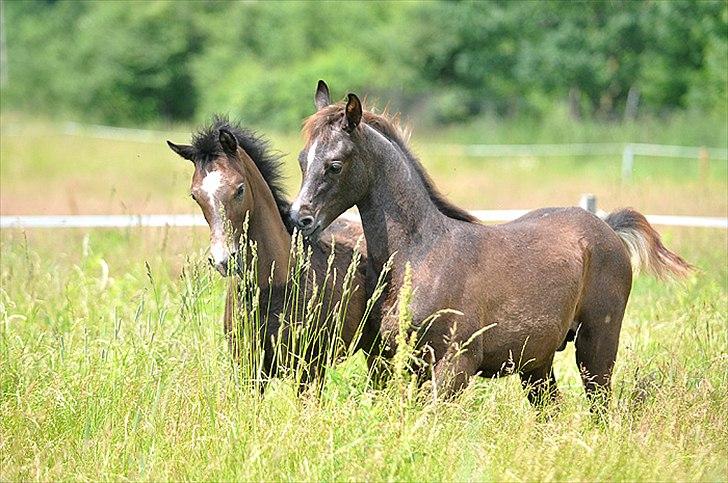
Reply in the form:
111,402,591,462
604,208,692,279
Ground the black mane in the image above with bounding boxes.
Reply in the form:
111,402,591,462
191,115,294,233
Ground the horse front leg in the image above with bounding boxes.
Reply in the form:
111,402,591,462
519,355,560,407
430,343,481,400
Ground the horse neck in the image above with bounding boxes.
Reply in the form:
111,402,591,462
357,125,449,273
239,155,291,285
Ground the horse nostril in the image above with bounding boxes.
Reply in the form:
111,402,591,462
299,215,314,228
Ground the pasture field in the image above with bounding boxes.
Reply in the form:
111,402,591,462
1,116,727,481
1,113,726,217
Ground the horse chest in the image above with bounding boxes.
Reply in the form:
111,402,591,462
376,278,463,356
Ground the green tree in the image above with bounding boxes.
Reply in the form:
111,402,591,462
2,0,725,127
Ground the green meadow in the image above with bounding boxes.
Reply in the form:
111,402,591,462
1,117,726,480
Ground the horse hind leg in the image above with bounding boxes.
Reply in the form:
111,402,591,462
574,301,626,414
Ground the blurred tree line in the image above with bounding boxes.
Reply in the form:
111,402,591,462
1,0,726,129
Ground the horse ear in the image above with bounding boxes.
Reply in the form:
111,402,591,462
167,141,195,161
219,129,238,156
344,93,362,131
315,80,331,111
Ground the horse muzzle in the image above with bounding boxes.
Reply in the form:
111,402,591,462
289,208,322,239
209,244,238,277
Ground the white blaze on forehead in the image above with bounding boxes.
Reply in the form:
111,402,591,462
306,139,319,169
201,170,228,265
201,170,223,202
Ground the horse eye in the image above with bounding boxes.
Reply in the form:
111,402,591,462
328,162,343,175
235,184,245,197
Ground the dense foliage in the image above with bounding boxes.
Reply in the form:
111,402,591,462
2,0,726,128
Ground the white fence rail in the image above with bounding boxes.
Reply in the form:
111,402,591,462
0,214,207,229
63,122,190,144
2,211,726,230
432,142,728,160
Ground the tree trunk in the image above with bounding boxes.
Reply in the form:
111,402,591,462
568,87,582,120
624,85,640,122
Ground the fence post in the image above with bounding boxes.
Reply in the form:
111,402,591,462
699,147,710,183
580,193,597,213
621,144,634,182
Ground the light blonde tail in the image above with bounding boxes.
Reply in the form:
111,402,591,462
605,209,693,279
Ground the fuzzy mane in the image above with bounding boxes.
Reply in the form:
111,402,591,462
303,103,479,224
191,115,293,233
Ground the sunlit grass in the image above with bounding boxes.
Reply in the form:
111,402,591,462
1,114,726,480
1,227,726,481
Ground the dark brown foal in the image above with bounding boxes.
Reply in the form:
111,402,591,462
289,82,691,410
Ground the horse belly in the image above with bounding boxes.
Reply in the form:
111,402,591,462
475,264,585,377
477,316,569,377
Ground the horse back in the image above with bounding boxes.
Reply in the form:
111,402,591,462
495,207,632,293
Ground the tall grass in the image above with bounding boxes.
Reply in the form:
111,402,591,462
1,227,726,481
1,113,726,480
188,214,386,395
